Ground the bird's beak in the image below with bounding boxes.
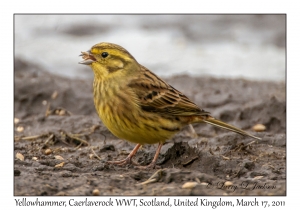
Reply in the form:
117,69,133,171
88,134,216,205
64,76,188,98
79,50,96,65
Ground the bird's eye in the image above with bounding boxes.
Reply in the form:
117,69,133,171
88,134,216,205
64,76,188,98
101,52,109,58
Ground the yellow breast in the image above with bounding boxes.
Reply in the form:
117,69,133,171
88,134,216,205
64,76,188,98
93,78,182,144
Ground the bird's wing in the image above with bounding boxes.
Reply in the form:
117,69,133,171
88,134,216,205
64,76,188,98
128,65,210,116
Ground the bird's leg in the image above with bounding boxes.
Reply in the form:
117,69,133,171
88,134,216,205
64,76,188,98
135,143,163,169
107,144,141,166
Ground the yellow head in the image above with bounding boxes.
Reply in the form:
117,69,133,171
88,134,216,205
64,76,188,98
79,42,139,80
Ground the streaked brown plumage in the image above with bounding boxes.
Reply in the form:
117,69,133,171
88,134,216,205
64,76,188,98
79,42,261,169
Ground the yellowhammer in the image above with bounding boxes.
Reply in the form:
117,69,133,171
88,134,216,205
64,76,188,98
79,42,261,169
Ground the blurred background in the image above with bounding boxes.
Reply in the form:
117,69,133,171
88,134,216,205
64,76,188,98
14,14,285,81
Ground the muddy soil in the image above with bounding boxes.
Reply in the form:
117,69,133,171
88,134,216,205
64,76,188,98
14,58,286,196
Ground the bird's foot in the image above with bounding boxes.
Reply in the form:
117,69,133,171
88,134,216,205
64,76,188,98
134,143,163,169
107,144,141,166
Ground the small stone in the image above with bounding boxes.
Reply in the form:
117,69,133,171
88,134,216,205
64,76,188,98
182,182,198,189
14,169,21,176
16,126,24,132
44,149,52,155
16,152,24,161
55,162,65,168
252,124,266,132
58,109,65,116
14,118,20,124
253,176,264,180
224,181,233,186
42,100,47,105
32,157,38,161
54,155,64,160
92,189,100,196
89,154,94,159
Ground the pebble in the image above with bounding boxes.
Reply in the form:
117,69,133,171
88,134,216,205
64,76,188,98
14,118,20,124
59,110,66,116
182,182,198,189
14,169,21,176
55,162,65,168
16,152,24,161
92,189,100,196
224,181,233,186
16,126,24,132
252,124,266,132
44,149,52,155
54,155,64,160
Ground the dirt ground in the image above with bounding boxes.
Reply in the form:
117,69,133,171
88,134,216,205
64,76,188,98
14,58,286,196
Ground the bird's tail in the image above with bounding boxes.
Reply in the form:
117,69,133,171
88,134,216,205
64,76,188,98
202,116,261,140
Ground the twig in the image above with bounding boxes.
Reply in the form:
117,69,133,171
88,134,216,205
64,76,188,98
39,133,54,152
91,147,101,161
136,169,165,186
20,134,46,141
75,142,83,149
182,156,199,166
44,134,54,145
84,125,100,135
245,140,257,147
66,133,89,146
45,102,51,117
239,140,257,151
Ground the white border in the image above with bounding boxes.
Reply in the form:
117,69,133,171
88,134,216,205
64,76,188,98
3,0,296,209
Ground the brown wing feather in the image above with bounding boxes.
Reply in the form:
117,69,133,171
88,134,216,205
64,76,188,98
128,65,210,116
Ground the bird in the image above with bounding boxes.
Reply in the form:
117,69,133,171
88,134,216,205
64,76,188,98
79,42,261,169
